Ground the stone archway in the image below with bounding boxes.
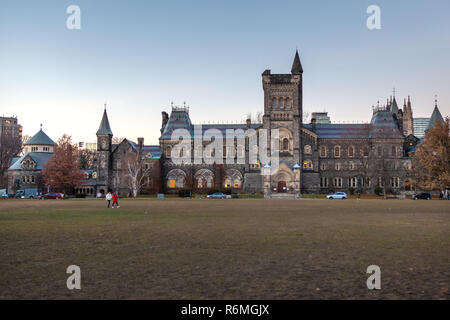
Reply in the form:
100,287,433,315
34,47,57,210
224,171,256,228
271,164,294,193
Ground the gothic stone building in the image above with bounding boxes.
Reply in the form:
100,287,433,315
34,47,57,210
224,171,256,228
98,51,444,195
95,109,161,196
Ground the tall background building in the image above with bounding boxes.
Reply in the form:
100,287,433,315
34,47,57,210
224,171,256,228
0,116,22,139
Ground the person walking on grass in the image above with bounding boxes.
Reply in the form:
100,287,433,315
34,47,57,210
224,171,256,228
112,192,120,208
106,192,112,208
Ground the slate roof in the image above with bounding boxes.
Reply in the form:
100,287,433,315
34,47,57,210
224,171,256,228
8,152,53,170
97,109,113,135
160,109,193,139
128,141,162,159
24,129,56,146
201,124,263,138
426,106,444,130
303,123,371,139
159,108,263,140
291,50,303,74
10,156,20,167
369,110,404,139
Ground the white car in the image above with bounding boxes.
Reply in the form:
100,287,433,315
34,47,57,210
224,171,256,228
326,192,348,199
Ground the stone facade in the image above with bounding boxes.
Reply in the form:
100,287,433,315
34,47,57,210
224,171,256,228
95,110,161,195
97,50,444,196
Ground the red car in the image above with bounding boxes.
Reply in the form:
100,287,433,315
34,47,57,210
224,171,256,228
38,193,62,200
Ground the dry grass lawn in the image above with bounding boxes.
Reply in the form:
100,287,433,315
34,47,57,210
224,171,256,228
0,198,449,299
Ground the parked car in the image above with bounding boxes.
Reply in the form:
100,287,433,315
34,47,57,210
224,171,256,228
1,193,9,198
412,192,431,200
326,192,348,199
13,189,38,199
207,192,227,199
38,193,63,200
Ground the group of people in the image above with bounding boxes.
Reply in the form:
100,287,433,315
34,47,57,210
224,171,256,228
106,192,120,208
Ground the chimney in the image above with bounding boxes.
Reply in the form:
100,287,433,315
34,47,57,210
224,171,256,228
161,111,169,133
311,118,316,132
246,118,251,129
138,137,144,156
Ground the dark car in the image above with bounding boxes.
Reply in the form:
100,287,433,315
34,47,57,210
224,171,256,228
412,192,431,200
38,193,63,200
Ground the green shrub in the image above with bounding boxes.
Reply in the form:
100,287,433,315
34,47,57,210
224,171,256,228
178,190,192,198
374,186,383,196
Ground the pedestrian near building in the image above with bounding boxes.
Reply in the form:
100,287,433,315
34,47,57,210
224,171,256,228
106,192,112,208
112,192,120,208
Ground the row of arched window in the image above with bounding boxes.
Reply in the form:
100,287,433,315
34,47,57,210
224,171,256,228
166,146,248,158
22,175,35,184
272,97,293,109
319,177,401,189
319,145,370,158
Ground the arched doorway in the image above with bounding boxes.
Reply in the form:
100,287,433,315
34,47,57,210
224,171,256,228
278,181,287,193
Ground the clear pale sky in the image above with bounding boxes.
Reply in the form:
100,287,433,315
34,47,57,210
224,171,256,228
0,0,449,144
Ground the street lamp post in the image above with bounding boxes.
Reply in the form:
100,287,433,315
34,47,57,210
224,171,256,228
293,163,301,198
263,164,271,199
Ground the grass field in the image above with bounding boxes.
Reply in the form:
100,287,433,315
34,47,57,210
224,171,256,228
0,198,449,299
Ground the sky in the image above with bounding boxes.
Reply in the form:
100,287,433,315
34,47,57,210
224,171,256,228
0,0,449,144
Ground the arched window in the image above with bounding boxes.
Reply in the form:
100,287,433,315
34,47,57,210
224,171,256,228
194,169,215,189
333,177,343,188
320,146,327,158
349,177,358,187
166,146,172,157
348,146,354,157
282,138,289,151
363,146,369,157
334,146,341,157
167,169,186,188
391,177,400,188
304,145,312,154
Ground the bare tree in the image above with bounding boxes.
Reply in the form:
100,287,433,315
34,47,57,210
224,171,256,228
120,153,151,198
78,149,96,169
0,134,23,187
112,137,126,145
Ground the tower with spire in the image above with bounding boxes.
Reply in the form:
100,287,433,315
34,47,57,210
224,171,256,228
96,106,114,194
259,50,307,195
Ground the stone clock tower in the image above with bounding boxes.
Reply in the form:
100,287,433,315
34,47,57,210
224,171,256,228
261,50,304,193
96,108,113,195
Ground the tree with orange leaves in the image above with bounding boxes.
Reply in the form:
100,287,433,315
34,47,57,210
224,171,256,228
42,134,84,194
411,117,450,191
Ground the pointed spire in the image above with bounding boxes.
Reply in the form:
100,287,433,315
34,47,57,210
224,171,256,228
427,97,444,130
96,108,113,136
391,96,399,114
291,49,303,74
